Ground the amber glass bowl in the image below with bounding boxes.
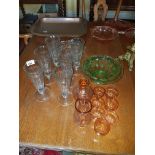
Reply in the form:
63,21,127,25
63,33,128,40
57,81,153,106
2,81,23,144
104,87,119,111
94,118,110,136
104,97,119,111
93,86,106,98
105,111,119,125
106,87,119,98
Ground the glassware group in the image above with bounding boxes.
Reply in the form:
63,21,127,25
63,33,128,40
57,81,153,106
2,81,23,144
23,34,85,105
73,79,120,136
23,34,120,137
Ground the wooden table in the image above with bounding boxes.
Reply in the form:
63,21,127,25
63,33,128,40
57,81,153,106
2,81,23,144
19,23,135,155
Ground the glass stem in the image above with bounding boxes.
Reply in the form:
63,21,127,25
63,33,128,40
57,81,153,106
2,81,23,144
38,87,45,95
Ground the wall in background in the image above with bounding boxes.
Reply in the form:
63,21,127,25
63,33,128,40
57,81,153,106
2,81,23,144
19,0,135,20
66,0,134,20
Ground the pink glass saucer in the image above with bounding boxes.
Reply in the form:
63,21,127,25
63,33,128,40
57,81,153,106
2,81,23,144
91,26,119,41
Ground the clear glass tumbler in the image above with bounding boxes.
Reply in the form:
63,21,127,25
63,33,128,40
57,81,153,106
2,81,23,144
45,34,61,67
34,45,53,85
23,59,50,102
69,38,85,73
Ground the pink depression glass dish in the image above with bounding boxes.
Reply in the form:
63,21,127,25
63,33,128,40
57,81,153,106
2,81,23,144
104,19,134,32
91,26,119,41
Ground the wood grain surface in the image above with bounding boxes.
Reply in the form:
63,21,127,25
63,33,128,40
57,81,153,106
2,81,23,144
19,23,135,154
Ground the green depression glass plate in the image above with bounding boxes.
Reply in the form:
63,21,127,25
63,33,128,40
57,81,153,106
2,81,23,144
82,55,123,84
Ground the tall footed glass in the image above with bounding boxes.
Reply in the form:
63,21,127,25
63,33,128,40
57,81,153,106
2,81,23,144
45,34,61,67
58,40,73,68
34,45,54,85
69,38,85,74
55,66,73,106
23,60,50,102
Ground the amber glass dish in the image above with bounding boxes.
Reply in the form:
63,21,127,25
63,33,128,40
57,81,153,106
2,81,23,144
94,118,110,136
105,111,119,125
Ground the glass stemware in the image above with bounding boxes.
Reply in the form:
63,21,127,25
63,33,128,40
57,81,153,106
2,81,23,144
55,66,73,106
23,59,50,102
34,45,54,85
73,78,93,101
69,38,85,74
45,34,61,67
58,40,72,68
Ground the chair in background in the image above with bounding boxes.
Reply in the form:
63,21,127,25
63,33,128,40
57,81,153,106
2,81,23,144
114,0,123,21
93,0,108,21
89,0,135,21
19,0,66,18
76,0,108,21
19,0,66,54
76,0,86,19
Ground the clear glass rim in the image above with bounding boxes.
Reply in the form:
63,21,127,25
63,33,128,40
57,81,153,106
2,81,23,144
44,34,60,43
69,37,85,45
34,44,49,56
23,59,43,76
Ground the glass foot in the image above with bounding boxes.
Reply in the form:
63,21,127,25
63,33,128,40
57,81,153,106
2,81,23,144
57,93,73,106
35,87,51,102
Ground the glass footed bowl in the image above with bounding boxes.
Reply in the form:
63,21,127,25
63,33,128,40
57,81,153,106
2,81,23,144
82,55,123,84
91,26,119,41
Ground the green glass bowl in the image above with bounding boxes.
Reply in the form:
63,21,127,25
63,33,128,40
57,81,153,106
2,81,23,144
82,55,123,84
